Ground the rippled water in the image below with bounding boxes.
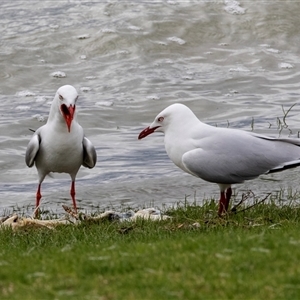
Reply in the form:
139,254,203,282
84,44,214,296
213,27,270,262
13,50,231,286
1,1,300,214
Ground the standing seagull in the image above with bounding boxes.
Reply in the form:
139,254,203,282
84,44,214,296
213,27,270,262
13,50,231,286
138,103,300,216
25,85,97,215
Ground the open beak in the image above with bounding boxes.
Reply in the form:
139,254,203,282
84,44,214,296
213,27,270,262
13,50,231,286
61,104,75,132
138,126,160,139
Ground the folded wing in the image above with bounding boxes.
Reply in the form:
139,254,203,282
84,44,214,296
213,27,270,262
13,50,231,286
25,134,41,168
82,137,97,168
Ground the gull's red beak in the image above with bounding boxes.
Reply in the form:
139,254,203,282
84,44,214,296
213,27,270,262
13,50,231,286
61,104,75,132
138,126,160,139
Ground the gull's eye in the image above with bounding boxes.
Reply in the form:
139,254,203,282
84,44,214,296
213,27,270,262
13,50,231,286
158,116,164,122
59,94,64,101
75,95,79,102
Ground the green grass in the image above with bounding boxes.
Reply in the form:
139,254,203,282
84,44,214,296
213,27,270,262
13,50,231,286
1,201,300,300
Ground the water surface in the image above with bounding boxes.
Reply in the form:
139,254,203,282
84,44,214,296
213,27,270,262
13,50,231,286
1,1,300,214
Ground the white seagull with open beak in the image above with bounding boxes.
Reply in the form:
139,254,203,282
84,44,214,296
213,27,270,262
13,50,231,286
25,85,97,215
138,103,300,216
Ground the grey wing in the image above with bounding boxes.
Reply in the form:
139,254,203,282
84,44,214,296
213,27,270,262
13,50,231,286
182,141,290,185
182,142,300,185
182,128,300,185
25,134,41,167
82,137,97,168
181,149,257,184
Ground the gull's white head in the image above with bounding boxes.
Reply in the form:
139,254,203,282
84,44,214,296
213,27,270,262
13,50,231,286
138,103,196,139
52,85,79,132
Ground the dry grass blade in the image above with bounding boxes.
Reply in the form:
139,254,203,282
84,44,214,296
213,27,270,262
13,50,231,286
0,216,10,224
118,225,135,234
234,193,271,214
231,190,255,213
62,205,79,219
231,191,251,211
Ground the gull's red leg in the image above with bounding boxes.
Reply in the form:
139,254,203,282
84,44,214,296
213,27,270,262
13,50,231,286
218,191,227,216
225,187,232,211
34,183,42,218
70,181,77,213
36,183,42,208
218,187,232,216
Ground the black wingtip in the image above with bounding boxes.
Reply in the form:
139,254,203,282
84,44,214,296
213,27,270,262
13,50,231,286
268,160,300,174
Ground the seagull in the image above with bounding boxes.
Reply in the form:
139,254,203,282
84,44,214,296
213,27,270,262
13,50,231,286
138,103,300,216
25,85,97,215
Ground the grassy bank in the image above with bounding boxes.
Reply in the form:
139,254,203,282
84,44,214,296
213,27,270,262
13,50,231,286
1,201,300,300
